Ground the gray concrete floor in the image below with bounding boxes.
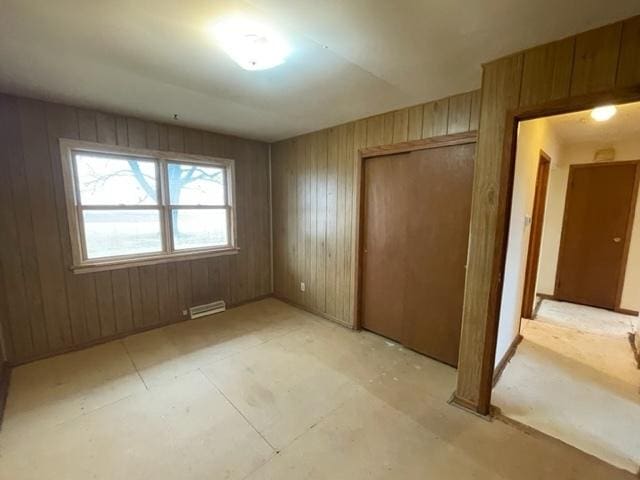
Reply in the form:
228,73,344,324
536,299,639,337
494,301,640,474
0,298,634,479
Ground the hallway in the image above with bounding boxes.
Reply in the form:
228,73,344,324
494,300,640,473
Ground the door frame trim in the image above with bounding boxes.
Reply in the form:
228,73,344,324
359,131,478,159
352,131,478,332
554,159,640,311
474,87,640,415
521,151,551,320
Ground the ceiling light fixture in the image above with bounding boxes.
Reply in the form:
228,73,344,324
211,16,291,71
590,105,617,122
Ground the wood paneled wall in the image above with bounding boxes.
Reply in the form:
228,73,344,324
456,15,640,413
0,94,271,364
0,288,9,423
271,90,481,326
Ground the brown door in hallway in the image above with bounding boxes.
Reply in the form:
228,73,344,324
360,142,475,366
521,152,551,319
555,161,640,310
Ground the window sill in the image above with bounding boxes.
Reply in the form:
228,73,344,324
70,247,240,274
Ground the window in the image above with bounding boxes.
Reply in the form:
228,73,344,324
60,139,237,272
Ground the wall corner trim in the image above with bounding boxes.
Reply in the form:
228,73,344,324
0,362,11,430
492,334,524,387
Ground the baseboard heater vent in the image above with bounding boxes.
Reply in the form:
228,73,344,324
189,300,226,319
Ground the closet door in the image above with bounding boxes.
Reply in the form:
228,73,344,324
360,152,412,343
360,142,475,366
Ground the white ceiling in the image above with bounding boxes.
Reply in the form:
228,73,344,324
1,1,639,142
546,101,640,144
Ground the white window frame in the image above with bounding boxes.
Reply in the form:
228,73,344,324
59,139,238,273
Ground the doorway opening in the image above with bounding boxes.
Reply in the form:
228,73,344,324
491,101,640,474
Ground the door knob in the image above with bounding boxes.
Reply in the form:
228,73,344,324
613,237,622,243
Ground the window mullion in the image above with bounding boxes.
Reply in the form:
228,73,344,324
77,206,89,261
226,206,233,248
159,158,173,254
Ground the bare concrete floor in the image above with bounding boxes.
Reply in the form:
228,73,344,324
494,302,640,474
536,299,639,337
0,298,634,479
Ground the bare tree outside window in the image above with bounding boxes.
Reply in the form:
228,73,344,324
64,142,235,266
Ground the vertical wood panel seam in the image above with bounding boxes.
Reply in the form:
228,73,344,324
43,109,73,345
323,132,329,310
445,99,451,135
150,123,165,324
614,21,626,85
93,112,106,337
566,39,578,98
21,104,51,352
5,122,36,353
516,54,526,111
74,109,94,338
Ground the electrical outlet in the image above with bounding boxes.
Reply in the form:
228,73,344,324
182,310,188,316
300,282,306,292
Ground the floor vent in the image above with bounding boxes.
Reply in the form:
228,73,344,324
189,300,226,319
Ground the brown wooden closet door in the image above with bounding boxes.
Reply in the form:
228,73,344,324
555,162,639,310
360,152,412,343
360,143,475,366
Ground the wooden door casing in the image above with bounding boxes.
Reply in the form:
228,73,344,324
521,152,551,319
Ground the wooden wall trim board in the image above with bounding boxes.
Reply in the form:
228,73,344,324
272,294,352,329
448,393,491,419
456,14,640,415
268,145,275,294
8,293,272,368
617,308,639,317
492,334,523,387
359,131,478,158
0,362,10,429
271,90,481,331
521,152,551,320
536,292,556,301
533,293,554,317
0,93,272,365
534,294,639,317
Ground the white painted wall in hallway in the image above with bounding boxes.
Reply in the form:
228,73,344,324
495,118,561,366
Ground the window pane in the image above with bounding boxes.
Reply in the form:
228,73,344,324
83,210,162,259
75,154,158,205
172,209,228,250
168,163,225,205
